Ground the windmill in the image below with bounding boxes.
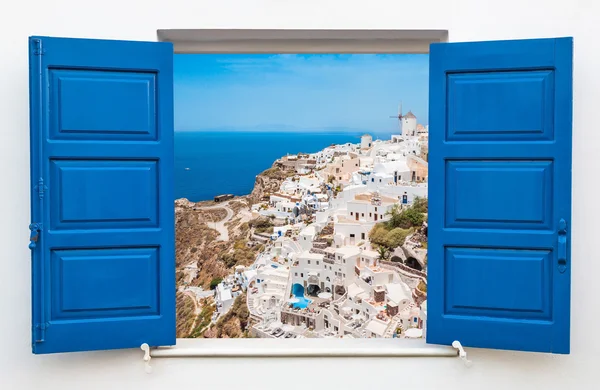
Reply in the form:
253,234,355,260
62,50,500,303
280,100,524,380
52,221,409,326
389,101,404,121
389,101,404,136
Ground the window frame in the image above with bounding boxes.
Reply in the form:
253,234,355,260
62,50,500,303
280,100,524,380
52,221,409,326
154,29,451,355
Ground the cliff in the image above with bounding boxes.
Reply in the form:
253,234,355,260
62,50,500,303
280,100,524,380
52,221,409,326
175,161,294,337
248,164,294,204
175,197,267,336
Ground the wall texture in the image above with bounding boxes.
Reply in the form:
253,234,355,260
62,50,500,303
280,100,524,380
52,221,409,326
1,0,597,388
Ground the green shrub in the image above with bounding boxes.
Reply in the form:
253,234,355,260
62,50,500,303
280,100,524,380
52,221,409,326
369,224,411,249
369,224,389,248
209,277,223,290
384,228,411,248
412,196,428,213
249,217,273,229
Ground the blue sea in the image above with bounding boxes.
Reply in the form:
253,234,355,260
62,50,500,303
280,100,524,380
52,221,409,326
175,131,392,202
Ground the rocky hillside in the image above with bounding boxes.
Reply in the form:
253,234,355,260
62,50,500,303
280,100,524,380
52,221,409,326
175,162,294,337
175,185,276,336
175,199,229,288
248,164,294,204
202,293,251,338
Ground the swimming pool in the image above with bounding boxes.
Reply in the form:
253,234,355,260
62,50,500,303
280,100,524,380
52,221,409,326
291,283,312,309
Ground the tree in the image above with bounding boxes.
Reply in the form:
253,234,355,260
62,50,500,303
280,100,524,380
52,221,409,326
386,202,426,229
377,246,389,261
386,204,403,228
412,196,428,213
369,224,389,247
402,207,425,227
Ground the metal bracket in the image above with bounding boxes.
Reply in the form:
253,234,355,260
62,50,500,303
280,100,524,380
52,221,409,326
452,341,472,367
29,223,42,250
32,38,45,56
34,177,47,200
141,343,152,373
558,218,568,273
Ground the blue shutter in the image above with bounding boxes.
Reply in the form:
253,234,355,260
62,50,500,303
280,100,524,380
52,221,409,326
427,38,572,353
29,36,175,354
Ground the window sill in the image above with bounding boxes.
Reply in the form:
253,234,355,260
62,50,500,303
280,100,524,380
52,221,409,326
147,338,458,358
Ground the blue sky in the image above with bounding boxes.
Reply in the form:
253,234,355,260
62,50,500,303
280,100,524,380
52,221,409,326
174,54,429,132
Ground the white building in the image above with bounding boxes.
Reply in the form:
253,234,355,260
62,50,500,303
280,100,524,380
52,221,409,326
402,111,417,137
361,134,373,149
215,279,239,314
298,225,317,251
370,160,411,186
346,192,397,223
247,259,291,318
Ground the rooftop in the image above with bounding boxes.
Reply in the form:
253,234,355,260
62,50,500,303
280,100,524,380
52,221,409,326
361,250,379,259
365,319,389,336
404,110,416,119
300,225,317,236
352,192,398,204
336,246,362,257
385,283,412,305
347,283,367,298
298,251,325,261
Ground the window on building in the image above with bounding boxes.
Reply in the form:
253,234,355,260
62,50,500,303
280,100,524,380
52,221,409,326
28,35,573,356
301,273,304,277
361,233,365,240
316,261,319,265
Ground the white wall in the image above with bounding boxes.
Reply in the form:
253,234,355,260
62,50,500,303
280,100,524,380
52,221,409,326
1,0,597,388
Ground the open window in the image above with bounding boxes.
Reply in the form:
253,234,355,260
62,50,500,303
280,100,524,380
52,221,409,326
29,34,572,355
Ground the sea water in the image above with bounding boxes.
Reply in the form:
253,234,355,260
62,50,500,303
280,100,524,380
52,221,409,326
175,130,392,202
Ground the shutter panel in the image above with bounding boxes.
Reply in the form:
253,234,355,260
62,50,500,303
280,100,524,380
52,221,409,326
427,38,572,353
29,36,175,354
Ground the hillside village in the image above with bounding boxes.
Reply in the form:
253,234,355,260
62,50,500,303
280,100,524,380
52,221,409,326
175,111,430,339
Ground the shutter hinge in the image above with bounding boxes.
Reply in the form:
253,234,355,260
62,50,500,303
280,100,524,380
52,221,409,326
34,321,50,343
32,38,45,56
29,223,42,250
34,177,47,200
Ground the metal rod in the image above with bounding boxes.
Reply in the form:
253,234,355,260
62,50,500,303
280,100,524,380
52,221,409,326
148,341,458,358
